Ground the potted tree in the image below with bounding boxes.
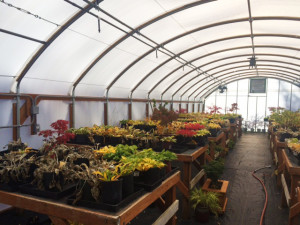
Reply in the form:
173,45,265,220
190,188,221,223
202,159,229,213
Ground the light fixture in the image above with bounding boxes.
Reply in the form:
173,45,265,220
249,56,257,69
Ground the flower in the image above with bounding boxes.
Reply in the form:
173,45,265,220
176,129,197,137
184,123,205,130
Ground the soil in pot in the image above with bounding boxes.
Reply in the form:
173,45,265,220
100,179,122,205
93,135,105,145
109,137,122,146
194,205,210,223
121,174,134,198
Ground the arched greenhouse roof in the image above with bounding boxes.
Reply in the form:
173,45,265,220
1,0,300,101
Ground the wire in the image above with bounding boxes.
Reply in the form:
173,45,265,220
0,0,59,27
252,165,271,225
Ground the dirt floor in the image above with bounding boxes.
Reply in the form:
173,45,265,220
0,133,289,225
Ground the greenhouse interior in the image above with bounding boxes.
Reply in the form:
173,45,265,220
1,0,300,224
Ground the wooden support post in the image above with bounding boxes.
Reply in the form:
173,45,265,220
104,102,108,125
182,163,191,219
69,104,73,128
179,104,181,112
128,103,132,120
192,160,202,171
12,103,17,141
146,102,149,117
164,186,177,225
153,200,178,225
186,103,188,113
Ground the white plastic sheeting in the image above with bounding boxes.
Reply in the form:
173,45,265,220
2,0,300,147
0,0,299,99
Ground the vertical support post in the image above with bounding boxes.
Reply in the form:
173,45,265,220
255,96,258,131
104,102,108,125
13,103,17,140
246,79,249,121
146,101,149,118
16,83,21,139
69,104,74,128
236,80,239,114
186,103,188,113
128,102,132,120
182,163,192,219
165,185,177,225
192,103,195,113
278,80,280,108
290,83,293,111
225,87,228,114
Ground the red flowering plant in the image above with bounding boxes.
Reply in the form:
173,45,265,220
207,105,222,114
151,100,178,126
184,123,205,130
228,103,239,113
176,129,197,137
39,120,75,151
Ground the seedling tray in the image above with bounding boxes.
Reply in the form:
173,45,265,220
171,145,188,154
19,183,76,200
67,187,144,212
0,182,20,192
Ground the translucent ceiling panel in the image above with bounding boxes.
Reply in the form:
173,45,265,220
25,29,108,84
253,20,300,36
141,16,187,43
207,62,248,75
254,37,300,52
78,48,137,96
70,13,125,45
0,0,80,40
0,33,41,76
100,0,165,27
255,47,299,58
0,76,14,92
165,35,199,54
169,0,248,31
251,0,300,17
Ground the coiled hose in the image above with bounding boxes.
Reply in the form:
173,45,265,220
252,165,271,225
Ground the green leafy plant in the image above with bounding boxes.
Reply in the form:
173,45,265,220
190,188,221,217
103,144,138,162
203,159,225,187
160,136,177,143
228,139,235,150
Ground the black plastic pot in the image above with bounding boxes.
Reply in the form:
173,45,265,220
229,118,236,124
279,133,293,142
93,135,105,145
121,174,134,198
194,136,208,147
209,129,219,137
161,142,173,150
139,167,162,185
77,180,95,201
73,158,90,167
109,136,122,146
195,206,210,223
42,172,64,191
75,134,90,145
100,180,122,205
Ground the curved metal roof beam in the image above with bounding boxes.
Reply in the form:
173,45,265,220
147,33,300,97
73,16,300,96
134,43,300,96
192,70,298,99
194,71,297,99
181,65,300,99
201,75,299,100
11,1,96,92
162,52,300,97
72,0,215,89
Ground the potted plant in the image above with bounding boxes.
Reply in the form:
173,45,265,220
190,188,221,223
202,159,229,213
94,169,122,205
206,123,221,137
194,129,211,147
151,100,178,126
160,136,176,150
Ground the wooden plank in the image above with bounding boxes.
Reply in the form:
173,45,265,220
189,169,205,189
289,202,300,219
128,103,132,120
281,174,291,207
69,104,73,128
104,102,108,125
192,160,202,171
12,103,17,141
152,200,179,225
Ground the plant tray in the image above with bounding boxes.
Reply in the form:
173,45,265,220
0,182,20,192
134,167,179,192
19,183,76,200
67,187,144,212
171,145,188,154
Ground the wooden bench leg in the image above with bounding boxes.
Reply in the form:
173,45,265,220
165,186,177,225
182,163,191,220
